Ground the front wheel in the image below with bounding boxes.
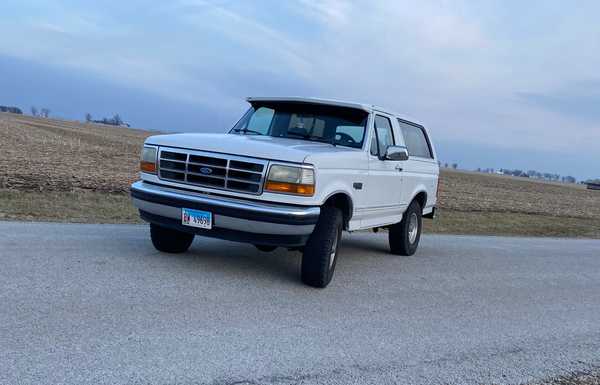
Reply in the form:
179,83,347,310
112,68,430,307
389,200,422,256
150,223,194,253
301,206,343,288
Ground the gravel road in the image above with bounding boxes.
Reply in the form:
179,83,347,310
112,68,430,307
1,222,599,385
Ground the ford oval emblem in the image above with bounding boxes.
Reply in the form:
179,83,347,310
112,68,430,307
199,167,213,175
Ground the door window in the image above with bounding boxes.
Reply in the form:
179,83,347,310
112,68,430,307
370,115,395,157
398,120,433,158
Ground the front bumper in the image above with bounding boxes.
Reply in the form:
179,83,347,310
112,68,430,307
130,181,320,247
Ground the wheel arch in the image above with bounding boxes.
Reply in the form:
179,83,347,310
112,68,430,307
323,191,353,230
411,190,428,212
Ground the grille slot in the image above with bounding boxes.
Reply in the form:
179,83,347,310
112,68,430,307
160,169,185,181
230,160,264,173
189,155,227,167
160,159,186,171
158,148,267,194
228,169,261,183
162,151,187,161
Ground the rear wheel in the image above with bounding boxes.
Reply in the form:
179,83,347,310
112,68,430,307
389,200,422,256
150,223,194,253
301,206,343,288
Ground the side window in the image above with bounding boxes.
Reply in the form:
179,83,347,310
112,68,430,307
370,115,395,157
398,120,433,158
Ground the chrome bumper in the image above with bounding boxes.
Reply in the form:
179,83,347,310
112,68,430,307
130,181,320,245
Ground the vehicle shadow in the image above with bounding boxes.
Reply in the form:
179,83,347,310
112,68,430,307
144,236,303,284
339,232,390,255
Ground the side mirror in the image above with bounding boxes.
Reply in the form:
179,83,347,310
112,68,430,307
384,146,409,161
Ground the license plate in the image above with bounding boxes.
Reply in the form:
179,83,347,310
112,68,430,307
181,208,212,229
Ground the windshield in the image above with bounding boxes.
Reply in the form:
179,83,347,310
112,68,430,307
230,102,368,149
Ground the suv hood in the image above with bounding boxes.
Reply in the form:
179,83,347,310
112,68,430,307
146,133,357,163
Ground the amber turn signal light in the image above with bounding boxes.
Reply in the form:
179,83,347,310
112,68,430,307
140,160,156,173
265,181,315,196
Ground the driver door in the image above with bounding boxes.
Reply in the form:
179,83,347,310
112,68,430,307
362,114,404,228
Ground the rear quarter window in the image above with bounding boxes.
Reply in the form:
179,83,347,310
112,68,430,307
398,120,433,159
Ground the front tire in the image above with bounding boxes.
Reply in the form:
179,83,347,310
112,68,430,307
150,223,194,253
301,206,343,288
389,200,422,256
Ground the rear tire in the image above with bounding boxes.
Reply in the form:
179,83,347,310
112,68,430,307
254,244,277,252
150,223,194,253
389,200,422,256
301,206,343,288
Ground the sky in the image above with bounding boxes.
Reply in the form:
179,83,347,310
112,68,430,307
0,0,599,180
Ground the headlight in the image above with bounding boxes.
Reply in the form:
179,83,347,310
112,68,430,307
264,165,315,196
140,146,157,174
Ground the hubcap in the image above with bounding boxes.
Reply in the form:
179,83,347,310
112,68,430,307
408,213,419,244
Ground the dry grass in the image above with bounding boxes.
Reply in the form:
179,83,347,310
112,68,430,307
424,209,600,239
0,189,140,223
1,112,600,238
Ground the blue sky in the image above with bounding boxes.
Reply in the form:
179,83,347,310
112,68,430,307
1,0,599,179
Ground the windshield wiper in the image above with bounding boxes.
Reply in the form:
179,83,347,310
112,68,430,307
286,132,334,145
232,128,263,135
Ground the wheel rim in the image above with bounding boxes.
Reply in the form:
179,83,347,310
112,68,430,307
408,213,419,244
329,228,339,269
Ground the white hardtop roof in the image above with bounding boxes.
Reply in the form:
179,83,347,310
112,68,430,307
246,96,424,127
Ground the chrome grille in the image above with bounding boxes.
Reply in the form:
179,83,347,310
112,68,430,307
158,148,267,194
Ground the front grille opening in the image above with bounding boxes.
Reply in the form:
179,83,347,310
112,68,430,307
230,160,264,172
160,159,186,171
188,174,225,187
228,169,261,182
161,151,187,161
160,170,185,181
189,155,227,167
158,148,266,194
227,180,260,193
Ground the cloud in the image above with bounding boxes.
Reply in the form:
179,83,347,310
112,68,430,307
517,80,600,121
0,0,599,167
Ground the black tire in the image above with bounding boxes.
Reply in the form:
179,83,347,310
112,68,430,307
389,200,422,256
301,206,343,288
150,223,194,253
254,244,277,252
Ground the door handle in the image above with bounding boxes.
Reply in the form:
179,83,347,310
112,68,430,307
395,165,403,172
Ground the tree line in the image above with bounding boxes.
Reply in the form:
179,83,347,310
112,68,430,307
30,106,51,118
0,105,23,114
440,162,580,184
85,113,129,127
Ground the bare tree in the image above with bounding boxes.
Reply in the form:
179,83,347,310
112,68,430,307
113,113,123,126
40,108,50,118
31,106,38,117
85,113,92,122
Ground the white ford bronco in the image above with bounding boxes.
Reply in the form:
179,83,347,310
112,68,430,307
131,97,439,287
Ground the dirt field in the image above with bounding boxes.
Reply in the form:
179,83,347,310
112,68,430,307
2,112,600,238
0,113,149,192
